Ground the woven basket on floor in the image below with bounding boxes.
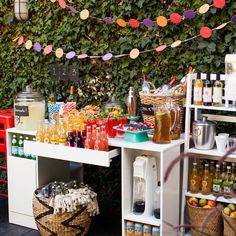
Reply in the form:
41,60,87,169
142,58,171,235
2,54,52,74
187,202,223,236
33,189,91,236
139,82,185,129
222,211,236,236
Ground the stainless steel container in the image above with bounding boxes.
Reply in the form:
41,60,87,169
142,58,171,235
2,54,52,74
192,117,216,150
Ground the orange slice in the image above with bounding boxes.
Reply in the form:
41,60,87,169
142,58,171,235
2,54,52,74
71,109,78,114
77,112,86,120
52,113,60,119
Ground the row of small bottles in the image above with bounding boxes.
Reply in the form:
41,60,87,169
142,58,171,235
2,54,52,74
190,160,236,198
48,84,76,104
11,134,36,159
36,120,108,151
193,72,223,106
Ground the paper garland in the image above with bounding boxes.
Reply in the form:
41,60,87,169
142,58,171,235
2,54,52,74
16,16,236,62
50,0,226,29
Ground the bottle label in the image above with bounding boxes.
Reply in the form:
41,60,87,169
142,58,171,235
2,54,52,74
191,179,196,186
213,184,221,192
213,87,222,103
202,180,208,187
36,137,41,142
193,87,202,102
44,138,50,143
18,147,24,157
12,146,18,156
223,185,232,193
203,87,212,103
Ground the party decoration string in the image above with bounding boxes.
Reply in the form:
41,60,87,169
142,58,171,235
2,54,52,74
16,15,236,61
49,0,226,29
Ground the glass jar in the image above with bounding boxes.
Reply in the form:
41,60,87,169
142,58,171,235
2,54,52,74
14,85,45,130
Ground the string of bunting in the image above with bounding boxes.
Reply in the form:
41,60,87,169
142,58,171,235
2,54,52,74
50,0,226,29
16,15,236,61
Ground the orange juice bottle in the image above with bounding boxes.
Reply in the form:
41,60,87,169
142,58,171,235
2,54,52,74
36,121,44,142
58,122,67,146
201,163,212,195
190,163,200,194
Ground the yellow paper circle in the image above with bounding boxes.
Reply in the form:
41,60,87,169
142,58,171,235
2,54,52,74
116,19,127,27
216,22,228,30
55,48,64,58
80,9,90,20
129,48,140,59
198,4,210,14
171,40,182,48
156,16,168,27
25,40,32,50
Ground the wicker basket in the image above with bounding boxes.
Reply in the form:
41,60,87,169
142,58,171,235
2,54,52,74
139,82,186,128
187,202,223,236
33,189,91,236
222,212,236,236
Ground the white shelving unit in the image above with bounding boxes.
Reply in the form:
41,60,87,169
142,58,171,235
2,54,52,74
182,72,236,230
6,128,184,236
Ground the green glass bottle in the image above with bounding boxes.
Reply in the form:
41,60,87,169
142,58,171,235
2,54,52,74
222,166,233,198
212,164,222,195
18,136,25,158
11,134,19,157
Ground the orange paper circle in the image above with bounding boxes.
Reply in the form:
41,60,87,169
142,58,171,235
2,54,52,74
129,48,140,59
156,16,168,27
55,48,64,58
80,9,89,20
25,40,32,50
171,40,182,48
200,27,212,39
198,4,210,14
117,19,126,27
216,22,228,30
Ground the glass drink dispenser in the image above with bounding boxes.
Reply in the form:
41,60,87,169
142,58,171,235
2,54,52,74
14,85,45,130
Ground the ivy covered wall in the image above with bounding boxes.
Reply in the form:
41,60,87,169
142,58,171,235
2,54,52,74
0,0,236,109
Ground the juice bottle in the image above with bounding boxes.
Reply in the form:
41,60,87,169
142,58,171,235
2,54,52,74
212,164,222,195
210,160,215,179
190,162,200,194
222,166,233,198
94,127,103,151
58,125,67,146
74,124,83,148
221,162,227,181
66,124,75,147
198,160,204,190
51,126,59,145
193,71,203,105
84,127,93,149
91,124,97,145
43,124,51,143
101,125,108,151
201,163,212,195
36,121,44,142
81,123,87,147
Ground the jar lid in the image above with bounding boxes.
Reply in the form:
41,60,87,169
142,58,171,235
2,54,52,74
104,95,121,108
15,85,44,102
193,116,216,126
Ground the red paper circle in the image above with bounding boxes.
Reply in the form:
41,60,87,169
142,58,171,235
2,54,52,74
129,19,140,28
170,13,182,24
213,0,226,8
200,27,212,39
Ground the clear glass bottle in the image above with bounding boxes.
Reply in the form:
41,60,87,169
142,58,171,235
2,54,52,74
193,71,203,105
142,75,150,94
210,160,215,179
212,164,222,195
190,163,200,194
212,72,223,106
153,181,161,219
24,136,31,158
203,72,212,106
222,166,233,198
201,163,212,195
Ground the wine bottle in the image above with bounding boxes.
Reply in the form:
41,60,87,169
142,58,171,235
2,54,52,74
203,72,212,106
212,72,223,106
193,71,203,105
142,75,150,94
67,85,76,102
154,77,176,94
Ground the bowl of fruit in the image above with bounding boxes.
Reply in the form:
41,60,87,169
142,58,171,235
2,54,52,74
222,203,236,236
114,122,154,142
187,197,223,236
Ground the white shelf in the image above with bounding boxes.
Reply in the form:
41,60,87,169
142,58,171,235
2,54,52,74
24,140,120,167
188,147,236,159
190,104,236,112
185,191,236,204
124,213,161,227
109,137,184,152
7,127,36,136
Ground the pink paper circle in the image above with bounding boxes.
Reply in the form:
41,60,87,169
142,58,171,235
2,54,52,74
156,44,167,52
18,36,24,45
59,0,67,9
44,45,53,55
78,54,89,59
